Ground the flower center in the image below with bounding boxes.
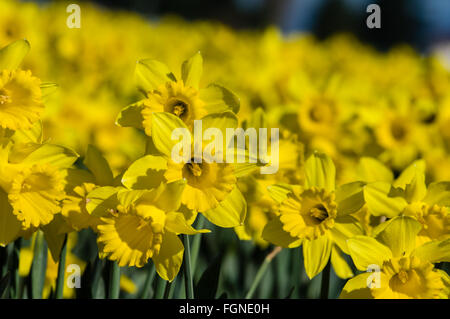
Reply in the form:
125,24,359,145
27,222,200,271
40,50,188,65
391,122,407,140
0,90,11,105
397,270,409,284
187,162,203,177
310,204,329,223
373,256,445,299
279,187,337,240
405,202,449,240
172,100,187,117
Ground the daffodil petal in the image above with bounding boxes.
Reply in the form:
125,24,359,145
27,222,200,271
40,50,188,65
376,215,422,257
339,273,373,299
412,239,450,263
181,52,203,89
15,143,78,169
305,152,335,192
165,212,210,235
42,214,71,263
153,232,184,282
202,187,246,228
12,121,43,144
86,186,121,217
363,182,407,217
266,183,294,204
336,181,366,216
153,180,186,212
84,145,114,186
404,170,427,203
329,215,364,254
357,157,393,183
331,245,354,279
261,216,302,248
423,182,450,206
199,83,240,114
393,159,425,189
0,39,30,70
303,234,332,279
347,235,392,271
0,189,21,246
151,112,191,157
121,155,167,190
135,59,176,92
116,101,146,129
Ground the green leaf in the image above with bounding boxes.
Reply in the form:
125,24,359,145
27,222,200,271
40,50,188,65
0,39,30,70
181,51,203,89
194,254,222,299
135,59,176,93
30,231,48,299
0,272,11,298
84,145,114,186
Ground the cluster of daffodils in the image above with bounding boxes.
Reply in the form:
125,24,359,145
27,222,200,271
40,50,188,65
0,0,449,299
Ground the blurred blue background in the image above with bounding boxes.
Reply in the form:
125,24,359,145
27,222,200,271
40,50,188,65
81,0,450,52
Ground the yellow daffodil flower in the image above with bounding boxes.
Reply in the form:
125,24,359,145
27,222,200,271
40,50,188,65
262,152,365,279
341,216,450,299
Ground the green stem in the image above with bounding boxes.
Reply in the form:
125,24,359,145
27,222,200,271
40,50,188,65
183,234,194,299
245,246,282,299
320,261,331,299
108,261,120,299
140,263,155,299
154,276,167,299
90,255,105,299
190,216,204,271
0,246,7,279
163,280,174,299
31,231,47,299
55,235,68,299
9,239,21,299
